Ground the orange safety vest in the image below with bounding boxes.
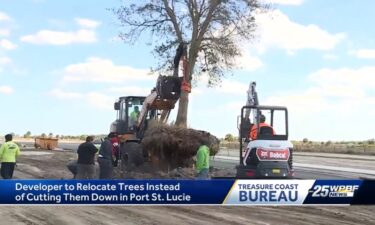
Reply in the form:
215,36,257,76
249,122,275,140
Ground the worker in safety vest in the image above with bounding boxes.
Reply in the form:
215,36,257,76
130,106,140,126
195,138,210,179
0,134,20,179
249,114,275,140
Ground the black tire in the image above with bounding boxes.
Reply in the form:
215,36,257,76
120,142,144,170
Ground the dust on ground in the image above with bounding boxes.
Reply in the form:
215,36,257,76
117,162,234,179
2,149,374,225
14,149,234,179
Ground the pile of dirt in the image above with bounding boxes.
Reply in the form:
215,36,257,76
141,123,220,169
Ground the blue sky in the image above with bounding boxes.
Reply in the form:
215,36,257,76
0,0,374,141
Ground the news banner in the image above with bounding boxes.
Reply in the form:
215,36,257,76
0,179,374,205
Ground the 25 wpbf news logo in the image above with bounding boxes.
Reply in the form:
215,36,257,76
310,185,359,197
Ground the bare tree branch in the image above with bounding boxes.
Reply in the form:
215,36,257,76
162,0,184,42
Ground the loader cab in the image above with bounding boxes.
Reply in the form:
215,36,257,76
111,96,146,135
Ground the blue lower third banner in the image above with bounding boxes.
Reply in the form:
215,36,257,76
0,180,374,205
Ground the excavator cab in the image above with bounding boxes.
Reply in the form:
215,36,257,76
236,105,294,178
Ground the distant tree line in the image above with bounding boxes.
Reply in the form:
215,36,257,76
221,134,375,146
16,131,106,141
301,138,375,145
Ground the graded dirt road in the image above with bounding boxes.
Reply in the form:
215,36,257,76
0,149,374,225
1,205,375,225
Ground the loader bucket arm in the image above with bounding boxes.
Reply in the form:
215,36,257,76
136,76,182,124
134,43,189,137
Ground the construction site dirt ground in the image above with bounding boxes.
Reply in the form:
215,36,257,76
1,149,374,225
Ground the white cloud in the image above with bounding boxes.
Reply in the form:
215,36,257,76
0,56,11,72
62,57,156,83
266,67,375,109
53,58,159,109
263,0,304,5
263,66,375,140
286,50,296,55
223,101,245,112
309,67,375,90
237,51,264,71
352,49,375,59
323,54,338,60
0,12,13,37
75,18,101,29
109,86,152,96
0,39,17,50
0,56,11,65
20,18,101,45
254,10,345,52
306,85,365,99
264,91,331,113
50,89,83,100
216,79,248,95
0,85,13,94
196,73,248,95
86,92,114,110
191,88,203,96
0,12,12,22
50,89,113,110
0,29,10,36
20,29,96,45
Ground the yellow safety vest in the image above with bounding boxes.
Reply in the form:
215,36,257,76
0,141,20,163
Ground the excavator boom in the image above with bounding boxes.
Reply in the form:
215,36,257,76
135,43,190,134
110,43,190,140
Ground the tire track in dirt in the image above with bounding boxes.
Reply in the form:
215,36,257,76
2,205,374,225
162,206,375,225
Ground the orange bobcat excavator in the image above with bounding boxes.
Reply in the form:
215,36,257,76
110,43,191,167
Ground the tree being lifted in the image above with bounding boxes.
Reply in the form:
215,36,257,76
112,0,266,127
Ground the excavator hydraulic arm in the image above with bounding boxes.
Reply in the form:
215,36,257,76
136,43,190,127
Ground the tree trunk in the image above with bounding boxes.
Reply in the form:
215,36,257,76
175,42,199,128
175,91,189,127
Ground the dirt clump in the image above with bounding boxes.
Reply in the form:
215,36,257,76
142,123,220,169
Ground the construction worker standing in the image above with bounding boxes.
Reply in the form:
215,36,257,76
0,134,20,179
196,138,210,179
76,136,98,179
97,133,114,179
